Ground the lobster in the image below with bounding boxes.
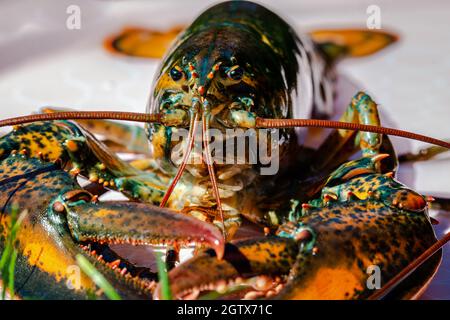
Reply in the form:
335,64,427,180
0,121,224,299
0,1,449,299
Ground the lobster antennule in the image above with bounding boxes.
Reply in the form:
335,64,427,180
202,111,226,240
369,231,450,300
0,111,162,128
160,110,199,207
255,118,450,150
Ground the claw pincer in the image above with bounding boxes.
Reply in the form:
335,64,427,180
166,156,439,300
0,150,223,299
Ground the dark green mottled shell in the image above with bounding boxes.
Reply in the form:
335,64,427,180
151,0,303,118
147,1,334,165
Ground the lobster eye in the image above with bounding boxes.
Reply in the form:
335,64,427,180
170,66,184,81
227,65,244,81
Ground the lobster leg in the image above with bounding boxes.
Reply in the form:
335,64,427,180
429,197,450,212
399,144,449,163
311,92,394,172
41,107,150,154
0,120,216,218
305,155,428,215
0,121,169,202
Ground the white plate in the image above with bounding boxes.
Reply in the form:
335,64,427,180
0,0,449,299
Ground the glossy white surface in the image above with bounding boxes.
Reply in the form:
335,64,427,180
0,0,449,299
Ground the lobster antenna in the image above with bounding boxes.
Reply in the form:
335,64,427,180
368,231,450,300
0,111,161,128
256,118,450,149
1,113,449,150
160,111,199,207
202,113,226,240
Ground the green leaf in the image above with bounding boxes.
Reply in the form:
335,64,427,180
75,254,121,300
8,250,17,297
154,251,172,300
0,204,26,300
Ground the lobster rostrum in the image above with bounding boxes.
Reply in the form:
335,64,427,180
0,1,449,299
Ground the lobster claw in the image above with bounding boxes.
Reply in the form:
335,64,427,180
57,191,225,259
155,236,298,300
160,194,438,300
